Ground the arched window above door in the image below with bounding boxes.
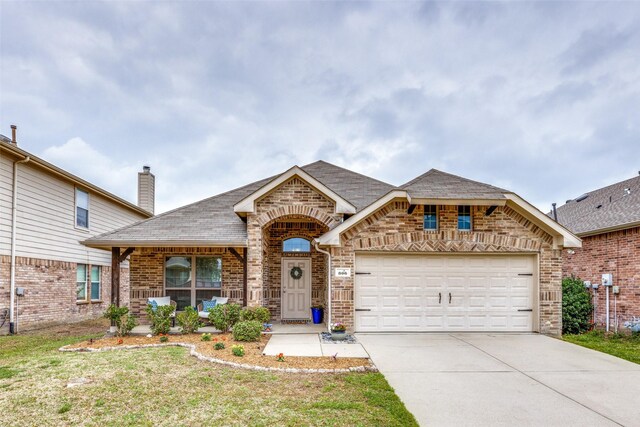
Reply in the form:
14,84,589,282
282,237,311,253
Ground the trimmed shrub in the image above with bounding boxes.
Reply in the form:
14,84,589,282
231,345,245,357
201,333,212,342
176,306,203,334
239,306,271,324
214,342,225,350
103,304,137,337
146,304,175,335
208,303,241,333
159,335,169,343
233,320,262,342
562,276,593,335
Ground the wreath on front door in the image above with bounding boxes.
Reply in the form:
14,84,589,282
290,266,303,280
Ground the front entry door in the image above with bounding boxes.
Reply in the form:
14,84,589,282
281,258,311,319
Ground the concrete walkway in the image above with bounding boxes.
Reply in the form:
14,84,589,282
263,333,369,358
357,333,640,427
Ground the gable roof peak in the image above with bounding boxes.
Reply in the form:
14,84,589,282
401,167,508,200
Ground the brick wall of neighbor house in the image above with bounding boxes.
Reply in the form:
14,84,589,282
0,255,128,334
562,226,640,329
246,177,340,309
331,203,563,335
128,247,244,322
263,221,328,320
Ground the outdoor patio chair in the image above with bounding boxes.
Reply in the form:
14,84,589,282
147,296,177,327
197,297,229,320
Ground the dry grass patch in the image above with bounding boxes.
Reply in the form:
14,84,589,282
0,321,417,426
66,333,373,370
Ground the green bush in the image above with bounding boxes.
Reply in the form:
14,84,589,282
176,306,203,334
233,320,263,342
201,333,212,341
214,342,225,350
239,306,271,324
103,304,137,337
159,335,169,343
231,344,245,357
146,304,175,335
208,303,241,333
562,276,593,335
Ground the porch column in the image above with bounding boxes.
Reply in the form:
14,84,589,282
111,247,135,307
246,217,264,307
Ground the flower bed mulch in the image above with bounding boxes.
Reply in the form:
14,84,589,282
61,333,376,373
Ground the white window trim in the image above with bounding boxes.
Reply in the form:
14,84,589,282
164,255,223,309
90,266,101,301
75,187,90,231
76,264,88,302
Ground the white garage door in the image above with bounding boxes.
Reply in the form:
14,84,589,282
355,254,536,332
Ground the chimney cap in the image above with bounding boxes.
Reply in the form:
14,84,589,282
142,165,151,173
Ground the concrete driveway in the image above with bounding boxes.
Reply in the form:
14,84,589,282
356,333,640,427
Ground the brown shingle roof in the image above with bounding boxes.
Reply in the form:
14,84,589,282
401,169,508,200
554,174,640,235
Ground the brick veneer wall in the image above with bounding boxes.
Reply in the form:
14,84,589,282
263,221,328,320
562,226,640,328
0,255,128,334
331,203,563,335
246,177,340,308
128,247,244,322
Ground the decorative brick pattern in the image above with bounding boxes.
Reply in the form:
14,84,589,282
562,226,640,328
0,255,128,334
331,202,563,335
128,247,244,322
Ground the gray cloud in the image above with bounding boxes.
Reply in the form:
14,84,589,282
1,1,639,214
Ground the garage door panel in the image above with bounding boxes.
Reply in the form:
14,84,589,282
355,254,536,332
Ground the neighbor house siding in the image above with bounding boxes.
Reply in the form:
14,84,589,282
562,227,640,329
330,203,562,335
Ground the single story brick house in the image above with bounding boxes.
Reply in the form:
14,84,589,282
84,161,580,335
554,173,640,330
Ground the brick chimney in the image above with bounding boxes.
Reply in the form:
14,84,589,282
137,165,155,214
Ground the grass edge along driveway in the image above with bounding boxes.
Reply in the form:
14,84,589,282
563,330,640,365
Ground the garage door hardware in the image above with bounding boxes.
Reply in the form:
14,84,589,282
439,292,442,303
355,272,371,275
517,309,533,312
355,309,371,312
518,273,533,276
449,292,452,303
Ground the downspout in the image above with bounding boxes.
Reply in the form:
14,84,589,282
314,240,332,332
10,155,30,334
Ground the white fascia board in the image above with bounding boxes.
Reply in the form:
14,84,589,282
317,190,409,246
233,166,356,214
82,239,248,250
504,193,582,248
409,198,506,206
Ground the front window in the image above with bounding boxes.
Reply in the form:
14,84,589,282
458,206,472,230
423,205,438,230
165,256,222,310
75,188,89,228
76,264,87,301
282,237,311,252
90,266,101,300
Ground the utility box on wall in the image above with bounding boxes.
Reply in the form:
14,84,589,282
601,274,613,287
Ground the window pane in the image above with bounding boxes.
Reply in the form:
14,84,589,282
196,289,221,307
76,264,87,300
76,207,89,228
458,206,471,230
282,238,311,252
196,257,222,288
166,290,191,311
76,189,89,209
165,257,192,287
90,266,100,300
423,205,437,230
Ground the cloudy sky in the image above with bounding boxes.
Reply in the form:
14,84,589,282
1,1,639,214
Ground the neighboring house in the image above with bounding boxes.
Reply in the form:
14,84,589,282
0,129,153,334
84,161,579,335
554,173,640,329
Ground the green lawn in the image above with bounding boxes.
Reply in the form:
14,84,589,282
563,330,640,365
0,320,417,426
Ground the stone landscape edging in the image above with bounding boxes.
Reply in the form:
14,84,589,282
59,342,378,374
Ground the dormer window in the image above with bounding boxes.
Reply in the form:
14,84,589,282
458,206,472,231
283,237,311,253
423,205,438,230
